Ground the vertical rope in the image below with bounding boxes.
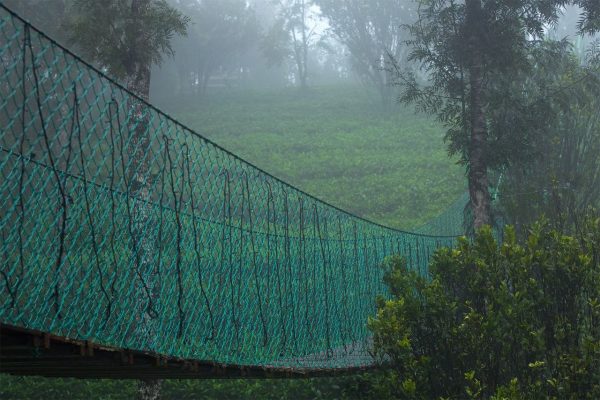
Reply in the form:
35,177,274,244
220,170,233,345
184,145,215,341
164,138,185,338
75,85,111,325
270,183,287,354
299,197,312,343
314,205,333,358
108,100,120,297
244,174,268,347
28,32,71,320
1,25,31,308
119,106,157,320
282,189,297,355
337,217,351,345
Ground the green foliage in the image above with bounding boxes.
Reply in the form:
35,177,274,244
263,0,320,88
574,0,600,34
315,0,417,107
397,0,587,168
395,0,600,228
65,0,189,79
153,85,465,229
369,217,600,399
0,375,137,400
0,373,397,400
496,43,600,232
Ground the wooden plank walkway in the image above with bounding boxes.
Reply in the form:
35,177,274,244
0,324,376,379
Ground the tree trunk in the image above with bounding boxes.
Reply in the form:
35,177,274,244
127,0,162,399
300,0,308,89
137,379,162,400
465,0,491,230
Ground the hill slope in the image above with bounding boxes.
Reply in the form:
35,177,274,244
154,85,465,229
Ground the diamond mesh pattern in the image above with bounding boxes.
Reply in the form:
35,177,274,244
0,4,464,370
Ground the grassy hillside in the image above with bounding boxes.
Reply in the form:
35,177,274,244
153,85,465,229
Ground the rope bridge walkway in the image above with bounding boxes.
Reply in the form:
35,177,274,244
0,4,466,378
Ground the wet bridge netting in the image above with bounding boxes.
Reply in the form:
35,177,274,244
0,4,466,372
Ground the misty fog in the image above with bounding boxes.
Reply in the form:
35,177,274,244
1,0,599,398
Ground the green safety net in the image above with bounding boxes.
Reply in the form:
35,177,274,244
0,4,465,371
414,192,469,236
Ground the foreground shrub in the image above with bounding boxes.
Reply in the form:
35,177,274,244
369,218,600,399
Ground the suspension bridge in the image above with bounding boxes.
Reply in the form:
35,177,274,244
0,4,467,379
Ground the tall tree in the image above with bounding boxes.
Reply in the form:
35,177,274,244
264,0,321,88
316,0,417,109
67,0,188,97
395,0,599,229
66,1,188,399
170,0,259,97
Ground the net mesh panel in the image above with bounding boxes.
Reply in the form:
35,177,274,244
414,192,470,236
0,5,465,370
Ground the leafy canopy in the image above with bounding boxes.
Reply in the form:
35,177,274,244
394,0,598,170
369,217,600,399
66,0,189,79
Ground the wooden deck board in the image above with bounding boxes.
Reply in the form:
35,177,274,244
0,324,376,379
